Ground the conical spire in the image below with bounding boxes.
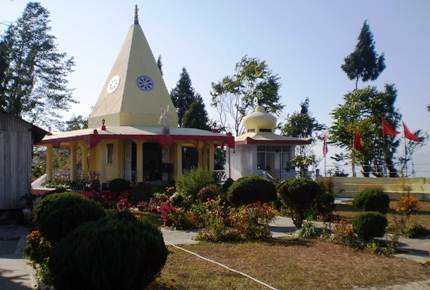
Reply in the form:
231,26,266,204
134,4,139,25
88,7,178,128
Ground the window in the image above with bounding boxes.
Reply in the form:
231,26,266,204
106,143,114,164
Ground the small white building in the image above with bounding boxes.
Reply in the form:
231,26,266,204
227,105,311,180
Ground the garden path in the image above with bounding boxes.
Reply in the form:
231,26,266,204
0,225,36,290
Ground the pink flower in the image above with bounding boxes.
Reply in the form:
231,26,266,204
116,198,132,210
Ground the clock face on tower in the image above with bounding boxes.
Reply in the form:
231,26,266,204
136,75,154,92
106,75,120,94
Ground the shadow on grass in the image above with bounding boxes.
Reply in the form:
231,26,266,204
263,237,314,247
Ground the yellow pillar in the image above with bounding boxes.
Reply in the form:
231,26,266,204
80,142,89,179
176,143,182,178
46,144,53,181
70,143,77,181
136,141,143,182
209,143,215,172
197,142,204,169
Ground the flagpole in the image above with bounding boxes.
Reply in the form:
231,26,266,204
324,155,327,177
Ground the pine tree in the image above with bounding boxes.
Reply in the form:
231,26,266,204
341,21,385,89
282,98,325,176
171,68,198,127
183,95,211,130
65,115,88,131
0,2,75,128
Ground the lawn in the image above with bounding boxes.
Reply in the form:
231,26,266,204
335,200,430,229
150,239,430,290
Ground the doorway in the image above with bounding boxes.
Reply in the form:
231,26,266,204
143,142,162,181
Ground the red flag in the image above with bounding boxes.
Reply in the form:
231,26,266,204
381,117,399,136
322,132,328,157
403,122,420,142
353,131,364,151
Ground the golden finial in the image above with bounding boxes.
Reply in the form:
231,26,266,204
134,4,139,25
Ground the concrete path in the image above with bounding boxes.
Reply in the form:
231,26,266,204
0,225,35,290
354,279,430,290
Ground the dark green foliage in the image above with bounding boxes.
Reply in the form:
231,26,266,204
282,98,325,177
222,178,234,192
282,98,325,138
197,184,221,202
64,115,88,131
313,193,335,221
353,212,387,240
108,178,130,195
33,192,105,243
403,223,429,238
0,2,75,128
176,169,214,200
49,211,168,290
129,182,164,204
278,178,323,228
330,85,401,177
211,55,283,136
227,176,276,206
341,21,385,89
353,188,390,213
171,68,199,127
183,95,211,130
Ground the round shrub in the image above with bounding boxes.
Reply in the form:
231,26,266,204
176,169,214,200
33,192,105,243
227,176,276,206
109,178,130,195
49,211,168,290
313,193,335,221
197,184,221,202
352,212,387,240
278,178,323,228
222,178,234,192
353,188,390,213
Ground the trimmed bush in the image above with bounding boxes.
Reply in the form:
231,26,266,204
403,223,429,238
176,169,214,199
352,212,387,240
222,178,234,192
33,192,105,243
227,176,276,206
353,188,390,213
197,184,221,202
278,178,323,228
108,178,130,195
49,211,168,290
313,193,335,221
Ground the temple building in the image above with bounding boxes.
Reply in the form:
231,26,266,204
38,7,234,184
227,105,311,180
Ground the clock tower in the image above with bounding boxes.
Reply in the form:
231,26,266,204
88,5,178,128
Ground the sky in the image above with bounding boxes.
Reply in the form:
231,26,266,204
1,0,429,176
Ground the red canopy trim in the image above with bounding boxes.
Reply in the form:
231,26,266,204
38,133,235,148
235,137,311,146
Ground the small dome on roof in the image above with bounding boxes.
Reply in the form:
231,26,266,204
242,105,277,132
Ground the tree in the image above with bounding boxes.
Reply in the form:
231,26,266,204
341,21,385,89
65,115,88,131
282,98,325,176
211,56,283,136
330,85,401,177
157,55,163,76
0,2,75,128
182,95,211,130
170,68,198,127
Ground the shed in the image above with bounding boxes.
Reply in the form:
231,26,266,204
0,112,48,209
